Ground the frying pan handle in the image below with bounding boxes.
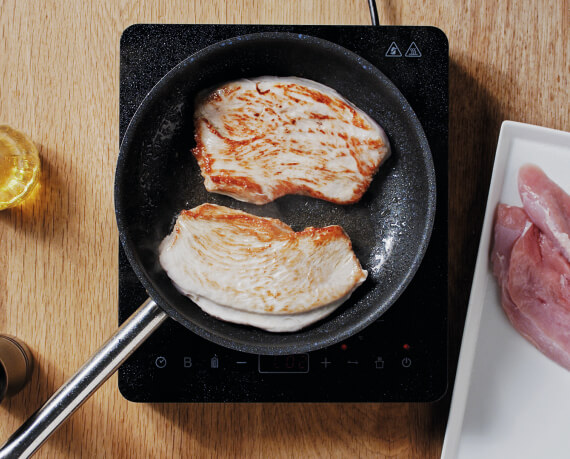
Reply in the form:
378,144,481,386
0,298,168,458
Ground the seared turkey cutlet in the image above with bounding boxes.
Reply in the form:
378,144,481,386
159,204,368,332
192,76,390,205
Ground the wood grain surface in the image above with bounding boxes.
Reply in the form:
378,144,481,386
0,0,568,457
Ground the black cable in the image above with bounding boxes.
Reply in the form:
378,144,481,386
368,0,379,26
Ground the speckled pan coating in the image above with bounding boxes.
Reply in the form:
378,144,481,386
115,32,436,355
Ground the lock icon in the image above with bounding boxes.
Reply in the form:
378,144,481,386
210,355,219,369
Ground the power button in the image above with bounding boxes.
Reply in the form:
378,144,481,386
401,357,412,368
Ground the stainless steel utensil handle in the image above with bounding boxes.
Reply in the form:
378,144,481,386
0,298,168,459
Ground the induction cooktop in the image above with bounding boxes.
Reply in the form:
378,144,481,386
118,24,448,402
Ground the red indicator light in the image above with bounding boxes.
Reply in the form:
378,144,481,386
403,344,411,350
340,344,348,351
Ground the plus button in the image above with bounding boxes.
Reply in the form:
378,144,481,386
321,357,331,368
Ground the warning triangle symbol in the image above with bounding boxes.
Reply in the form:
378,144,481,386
385,42,402,57
405,42,422,57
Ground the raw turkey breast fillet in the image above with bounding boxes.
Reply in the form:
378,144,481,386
159,204,368,332
492,165,570,370
192,77,391,205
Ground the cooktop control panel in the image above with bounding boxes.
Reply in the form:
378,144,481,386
119,24,448,402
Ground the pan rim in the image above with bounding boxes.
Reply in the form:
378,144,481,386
115,31,436,355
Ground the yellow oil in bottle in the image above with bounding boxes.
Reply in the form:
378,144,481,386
0,125,40,210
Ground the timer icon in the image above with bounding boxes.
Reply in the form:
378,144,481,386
155,356,167,368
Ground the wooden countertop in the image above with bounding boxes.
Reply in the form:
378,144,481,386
0,0,568,457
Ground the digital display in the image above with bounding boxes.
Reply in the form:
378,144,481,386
258,354,310,373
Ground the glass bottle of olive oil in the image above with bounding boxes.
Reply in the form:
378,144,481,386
0,125,40,210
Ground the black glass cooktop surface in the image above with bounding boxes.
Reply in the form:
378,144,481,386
118,24,448,402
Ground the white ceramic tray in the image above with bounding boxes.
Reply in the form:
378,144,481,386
441,121,570,459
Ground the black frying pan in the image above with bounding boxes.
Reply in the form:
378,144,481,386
0,32,435,457
116,31,436,354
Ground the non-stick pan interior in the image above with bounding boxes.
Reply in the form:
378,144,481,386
115,32,436,355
